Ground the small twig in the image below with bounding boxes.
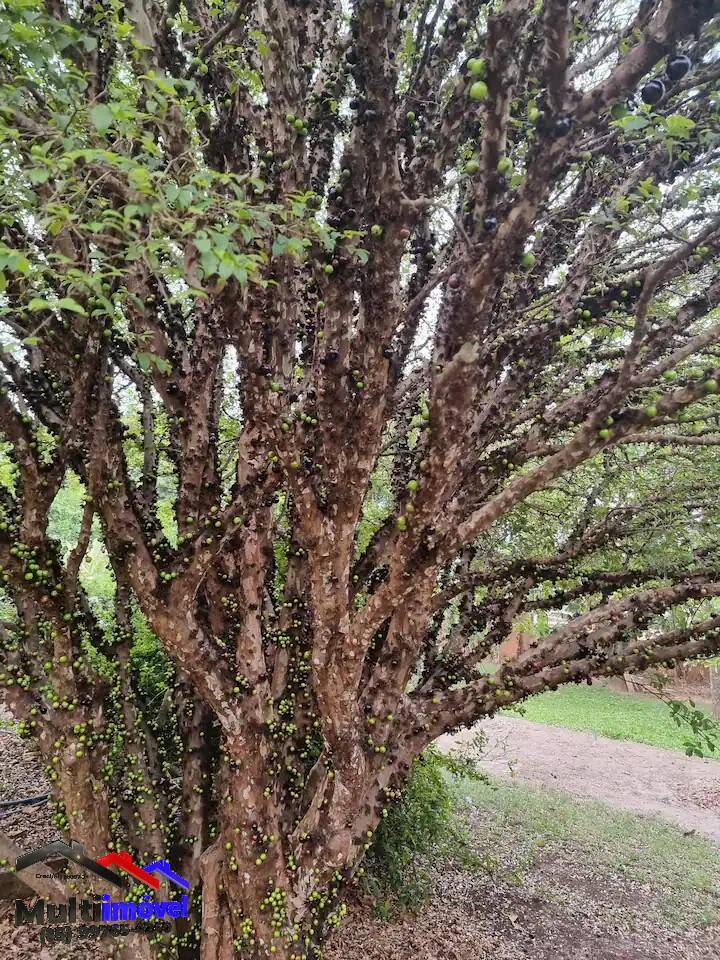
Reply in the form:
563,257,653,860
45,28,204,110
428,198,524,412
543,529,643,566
199,6,244,61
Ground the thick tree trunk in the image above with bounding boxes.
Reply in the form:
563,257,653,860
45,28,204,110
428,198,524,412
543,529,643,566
193,716,406,960
200,774,363,959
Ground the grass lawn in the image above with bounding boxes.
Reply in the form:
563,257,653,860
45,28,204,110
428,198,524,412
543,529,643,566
457,774,720,929
502,682,719,756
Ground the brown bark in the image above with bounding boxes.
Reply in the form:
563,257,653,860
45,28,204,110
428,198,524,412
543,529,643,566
710,664,720,719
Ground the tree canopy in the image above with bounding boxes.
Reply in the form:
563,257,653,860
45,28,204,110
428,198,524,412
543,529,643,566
2,1,720,958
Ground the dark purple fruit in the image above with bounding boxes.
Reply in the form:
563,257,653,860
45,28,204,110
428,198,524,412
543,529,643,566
641,78,665,105
552,115,573,138
666,54,691,83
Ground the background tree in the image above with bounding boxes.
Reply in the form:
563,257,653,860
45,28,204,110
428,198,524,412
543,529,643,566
2,0,720,958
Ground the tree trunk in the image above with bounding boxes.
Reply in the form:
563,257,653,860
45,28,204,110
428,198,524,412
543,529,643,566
192,713,413,960
710,664,720,719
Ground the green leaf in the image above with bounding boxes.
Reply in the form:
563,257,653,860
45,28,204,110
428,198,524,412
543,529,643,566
89,104,113,131
614,114,650,133
218,259,234,280
28,168,49,185
637,178,661,199
57,297,87,315
176,186,194,209
200,251,219,277
664,114,696,139
28,298,50,311
137,352,171,375
272,235,289,257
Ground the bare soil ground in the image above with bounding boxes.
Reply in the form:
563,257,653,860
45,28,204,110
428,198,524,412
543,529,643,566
437,715,720,842
327,864,720,960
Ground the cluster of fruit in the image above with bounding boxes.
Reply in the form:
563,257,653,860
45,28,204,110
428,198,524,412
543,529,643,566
640,54,692,105
466,56,573,140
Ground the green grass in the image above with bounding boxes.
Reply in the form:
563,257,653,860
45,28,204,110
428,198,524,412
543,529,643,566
458,775,720,928
503,683,719,756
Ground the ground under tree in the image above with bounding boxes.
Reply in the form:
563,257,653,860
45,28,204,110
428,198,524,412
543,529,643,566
2,0,720,957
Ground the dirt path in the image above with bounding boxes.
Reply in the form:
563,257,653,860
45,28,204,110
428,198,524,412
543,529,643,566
438,716,720,842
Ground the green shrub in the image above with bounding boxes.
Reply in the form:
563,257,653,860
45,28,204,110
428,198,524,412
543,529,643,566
129,611,174,706
364,745,482,915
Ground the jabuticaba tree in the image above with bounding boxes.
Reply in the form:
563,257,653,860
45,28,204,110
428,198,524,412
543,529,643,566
3,0,720,956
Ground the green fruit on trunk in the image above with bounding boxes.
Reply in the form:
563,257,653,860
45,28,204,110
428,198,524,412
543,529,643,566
467,58,486,78
497,157,513,175
469,81,489,102
520,251,536,269
464,159,480,174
